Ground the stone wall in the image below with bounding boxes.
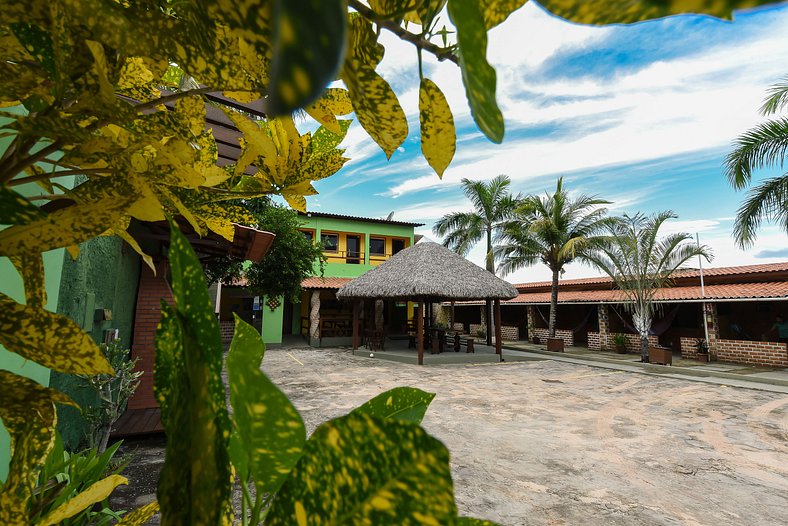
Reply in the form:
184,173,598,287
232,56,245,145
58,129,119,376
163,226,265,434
469,323,518,340
713,339,788,367
220,320,235,342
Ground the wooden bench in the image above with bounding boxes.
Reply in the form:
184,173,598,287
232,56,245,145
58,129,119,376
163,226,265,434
452,333,474,353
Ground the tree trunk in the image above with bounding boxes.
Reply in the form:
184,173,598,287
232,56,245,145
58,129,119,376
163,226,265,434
486,227,494,346
640,333,649,363
549,267,559,338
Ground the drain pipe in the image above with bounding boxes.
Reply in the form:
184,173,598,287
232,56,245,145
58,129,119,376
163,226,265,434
697,234,710,355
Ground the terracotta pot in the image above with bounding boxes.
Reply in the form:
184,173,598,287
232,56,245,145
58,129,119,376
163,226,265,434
615,344,627,354
546,337,564,353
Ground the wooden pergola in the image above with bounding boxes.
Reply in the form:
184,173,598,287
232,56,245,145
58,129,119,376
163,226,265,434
336,242,518,365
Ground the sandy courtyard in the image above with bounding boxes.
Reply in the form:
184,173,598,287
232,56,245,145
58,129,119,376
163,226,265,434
261,347,788,526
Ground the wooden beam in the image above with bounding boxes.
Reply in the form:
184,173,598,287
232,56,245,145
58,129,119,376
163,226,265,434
417,301,424,365
494,299,502,359
352,300,360,350
486,299,493,346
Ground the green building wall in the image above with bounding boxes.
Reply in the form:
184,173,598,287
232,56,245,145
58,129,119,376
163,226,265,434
259,214,418,345
48,235,141,449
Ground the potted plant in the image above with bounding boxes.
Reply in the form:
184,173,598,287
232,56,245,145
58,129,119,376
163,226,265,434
612,333,628,354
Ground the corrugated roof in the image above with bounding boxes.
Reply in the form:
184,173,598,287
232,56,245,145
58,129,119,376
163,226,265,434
301,276,353,289
513,262,788,290
298,211,424,227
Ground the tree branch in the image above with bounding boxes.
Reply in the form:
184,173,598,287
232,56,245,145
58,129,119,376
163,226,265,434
0,141,64,185
133,87,216,113
348,0,458,65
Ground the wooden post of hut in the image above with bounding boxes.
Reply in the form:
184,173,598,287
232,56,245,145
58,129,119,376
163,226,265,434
352,300,361,350
494,299,502,359
417,301,424,365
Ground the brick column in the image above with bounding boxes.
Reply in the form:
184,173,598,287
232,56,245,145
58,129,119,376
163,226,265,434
598,304,610,350
128,260,173,410
309,290,320,342
705,302,720,360
479,305,487,333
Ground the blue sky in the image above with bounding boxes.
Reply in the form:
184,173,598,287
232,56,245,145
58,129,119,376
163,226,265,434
297,1,788,283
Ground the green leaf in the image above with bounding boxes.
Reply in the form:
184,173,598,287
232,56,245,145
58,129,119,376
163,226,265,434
0,186,46,224
154,218,232,526
537,0,782,25
352,387,436,424
448,0,504,143
419,78,456,177
0,371,75,526
227,315,306,496
268,0,347,115
266,413,457,525
0,293,113,375
458,518,502,526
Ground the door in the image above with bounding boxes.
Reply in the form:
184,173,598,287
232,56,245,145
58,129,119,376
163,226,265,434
346,235,361,264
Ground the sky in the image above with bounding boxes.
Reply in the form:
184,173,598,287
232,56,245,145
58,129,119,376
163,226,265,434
297,1,788,284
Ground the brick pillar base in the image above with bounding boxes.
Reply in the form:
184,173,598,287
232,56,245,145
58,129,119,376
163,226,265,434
128,261,173,410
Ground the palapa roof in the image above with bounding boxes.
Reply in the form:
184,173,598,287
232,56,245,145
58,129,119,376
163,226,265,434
336,242,517,301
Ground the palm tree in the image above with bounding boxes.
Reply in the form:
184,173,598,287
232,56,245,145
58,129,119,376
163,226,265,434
586,212,712,362
433,174,519,344
496,177,613,339
725,75,788,247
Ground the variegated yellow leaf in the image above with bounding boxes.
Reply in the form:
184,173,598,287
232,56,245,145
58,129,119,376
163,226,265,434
37,475,129,526
9,253,46,309
343,66,408,158
85,40,117,103
116,502,160,526
0,293,113,375
283,193,307,212
538,0,779,25
483,0,528,29
304,88,353,134
66,245,80,260
369,0,418,18
225,109,279,177
222,90,263,103
0,371,75,526
116,228,155,273
0,198,132,257
419,78,455,177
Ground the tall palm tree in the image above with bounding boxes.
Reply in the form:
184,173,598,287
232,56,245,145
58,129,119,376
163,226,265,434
433,174,519,344
725,75,788,247
496,177,613,339
433,174,519,274
586,212,712,363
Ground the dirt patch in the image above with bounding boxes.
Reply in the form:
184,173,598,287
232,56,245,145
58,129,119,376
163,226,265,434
110,346,788,525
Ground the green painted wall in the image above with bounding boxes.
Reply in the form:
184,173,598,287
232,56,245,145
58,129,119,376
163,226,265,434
261,295,284,345
258,214,418,344
48,235,141,449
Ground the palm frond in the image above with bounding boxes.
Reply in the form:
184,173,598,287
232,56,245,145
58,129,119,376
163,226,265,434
760,75,788,115
733,174,788,248
724,117,788,189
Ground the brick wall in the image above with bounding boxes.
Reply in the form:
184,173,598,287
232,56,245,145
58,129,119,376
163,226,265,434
588,331,658,353
713,339,788,367
533,328,573,346
128,261,173,410
220,320,234,342
680,337,706,360
469,323,517,340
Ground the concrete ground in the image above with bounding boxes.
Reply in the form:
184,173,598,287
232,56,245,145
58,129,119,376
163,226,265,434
263,346,788,526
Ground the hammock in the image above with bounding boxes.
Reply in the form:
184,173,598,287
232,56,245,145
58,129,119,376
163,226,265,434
535,306,549,326
571,308,595,335
611,305,680,336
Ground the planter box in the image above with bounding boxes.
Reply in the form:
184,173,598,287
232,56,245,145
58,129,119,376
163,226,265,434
546,337,564,353
648,346,672,366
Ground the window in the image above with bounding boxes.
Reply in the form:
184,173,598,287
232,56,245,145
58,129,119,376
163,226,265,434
370,237,386,256
321,233,338,252
301,230,314,243
392,238,406,254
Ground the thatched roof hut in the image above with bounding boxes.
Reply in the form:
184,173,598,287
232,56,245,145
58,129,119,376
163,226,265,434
336,242,517,365
336,242,517,301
